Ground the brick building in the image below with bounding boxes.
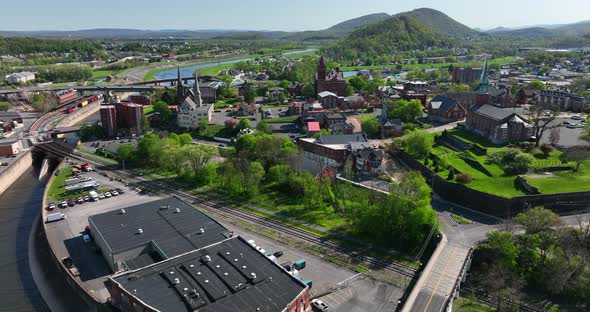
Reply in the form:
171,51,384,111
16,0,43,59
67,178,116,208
100,102,144,137
0,140,22,156
100,105,118,137
536,90,588,112
298,133,368,167
427,95,466,123
315,56,349,96
452,67,483,85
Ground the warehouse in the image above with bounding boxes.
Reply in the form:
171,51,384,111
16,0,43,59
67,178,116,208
105,236,311,312
88,196,231,272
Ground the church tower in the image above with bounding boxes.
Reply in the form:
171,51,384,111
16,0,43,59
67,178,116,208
317,56,327,81
176,66,185,104
475,59,491,105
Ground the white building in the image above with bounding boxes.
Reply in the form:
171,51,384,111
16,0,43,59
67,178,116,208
6,72,35,84
177,75,214,129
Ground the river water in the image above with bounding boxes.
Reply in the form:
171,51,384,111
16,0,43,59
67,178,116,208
0,166,89,312
154,48,318,80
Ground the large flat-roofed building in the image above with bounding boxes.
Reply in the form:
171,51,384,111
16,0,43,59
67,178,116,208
105,236,311,312
6,71,35,84
0,139,22,156
88,196,230,272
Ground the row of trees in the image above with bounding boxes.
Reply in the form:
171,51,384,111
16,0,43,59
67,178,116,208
36,64,93,83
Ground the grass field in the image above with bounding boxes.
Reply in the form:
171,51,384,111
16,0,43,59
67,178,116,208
91,69,118,80
340,56,519,72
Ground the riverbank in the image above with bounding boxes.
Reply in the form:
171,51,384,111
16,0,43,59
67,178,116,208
0,150,33,196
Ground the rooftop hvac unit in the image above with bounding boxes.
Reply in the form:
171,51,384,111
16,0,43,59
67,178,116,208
204,255,211,262
120,209,126,214
174,278,180,284
199,228,205,234
137,228,143,234
160,205,170,210
174,208,181,213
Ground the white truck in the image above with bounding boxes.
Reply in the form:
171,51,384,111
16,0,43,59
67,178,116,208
46,212,65,223
89,190,99,201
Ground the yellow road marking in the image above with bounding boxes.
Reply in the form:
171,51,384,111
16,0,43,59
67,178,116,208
439,215,456,232
423,247,457,312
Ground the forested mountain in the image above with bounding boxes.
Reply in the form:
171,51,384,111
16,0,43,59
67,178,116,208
326,15,454,61
395,8,480,38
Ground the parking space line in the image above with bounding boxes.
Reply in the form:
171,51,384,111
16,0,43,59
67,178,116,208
332,291,348,302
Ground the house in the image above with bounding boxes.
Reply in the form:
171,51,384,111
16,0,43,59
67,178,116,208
465,104,534,144
298,133,368,167
318,91,339,109
321,112,346,128
177,75,214,129
288,101,304,116
316,56,349,96
330,121,354,135
234,103,257,116
198,77,225,102
306,121,320,137
427,95,466,123
268,87,285,100
287,83,303,97
340,95,366,110
349,142,385,176
382,118,404,137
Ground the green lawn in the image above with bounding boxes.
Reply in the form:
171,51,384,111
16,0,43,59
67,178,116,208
198,124,236,139
341,56,518,72
47,167,108,202
527,167,590,194
92,69,118,80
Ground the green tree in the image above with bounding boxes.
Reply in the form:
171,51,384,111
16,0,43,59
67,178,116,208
560,147,590,172
480,231,519,271
448,83,471,93
136,132,162,166
237,118,251,130
302,84,315,97
245,88,257,104
0,102,10,111
404,130,433,159
361,116,380,138
349,76,368,92
178,133,192,146
279,80,290,89
184,144,218,175
387,99,423,122
256,120,272,134
523,79,548,90
117,144,136,164
141,114,149,132
153,100,172,121
514,207,561,234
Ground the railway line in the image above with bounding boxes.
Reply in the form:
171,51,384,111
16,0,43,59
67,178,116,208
69,151,419,280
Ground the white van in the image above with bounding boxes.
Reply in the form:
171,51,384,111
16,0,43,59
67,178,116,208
46,212,65,223
89,191,99,201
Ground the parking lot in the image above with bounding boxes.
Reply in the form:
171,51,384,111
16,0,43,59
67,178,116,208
540,116,588,147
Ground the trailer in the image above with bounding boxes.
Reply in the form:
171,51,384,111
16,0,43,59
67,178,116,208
65,177,81,186
46,212,65,223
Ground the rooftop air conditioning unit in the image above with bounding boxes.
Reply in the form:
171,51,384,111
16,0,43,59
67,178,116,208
137,228,143,234
175,208,181,213
120,209,126,214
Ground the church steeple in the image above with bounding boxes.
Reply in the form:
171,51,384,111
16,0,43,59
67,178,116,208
478,59,489,94
176,65,184,104
193,72,203,106
317,56,327,81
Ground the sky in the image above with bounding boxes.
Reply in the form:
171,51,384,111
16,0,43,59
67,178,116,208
2,0,590,31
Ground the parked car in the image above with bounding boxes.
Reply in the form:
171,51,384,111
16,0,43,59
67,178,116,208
311,299,329,312
67,200,76,207
273,251,283,258
105,192,112,198
82,234,91,243
567,123,578,129
83,196,90,202
111,190,119,196
76,197,84,204
61,200,68,208
572,115,582,120
98,193,105,199
48,203,56,210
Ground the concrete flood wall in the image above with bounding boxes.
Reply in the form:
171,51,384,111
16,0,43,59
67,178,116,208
0,150,33,196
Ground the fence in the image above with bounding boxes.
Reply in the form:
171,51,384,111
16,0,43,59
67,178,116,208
399,151,590,217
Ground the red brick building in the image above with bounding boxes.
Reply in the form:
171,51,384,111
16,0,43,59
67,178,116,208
315,56,349,96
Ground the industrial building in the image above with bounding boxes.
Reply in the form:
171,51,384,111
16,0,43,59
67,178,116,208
6,71,35,84
88,196,231,272
105,236,311,312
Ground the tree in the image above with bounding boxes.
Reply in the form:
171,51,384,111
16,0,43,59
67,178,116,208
387,99,423,122
236,118,251,130
491,148,534,174
530,105,560,147
549,128,561,146
349,76,368,93
540,144,553,157
523,79,547,90
117,144,136,164
404,130,433,159
184,144,218,175
480,231,519,271
360,116,380,138
153,100,172,121
448,83,471,93
0,102,10,111
78,124,104,141
278,92,286,103
179,133,193,146
136,133,162,166
268,92,276,103
245,88,257,104
140,114,149,132
160,145,188,176
343,156,354,179
514,207,561,234
256,120,272,134
301,84,315,97
279,80,290,89
560,147,590,172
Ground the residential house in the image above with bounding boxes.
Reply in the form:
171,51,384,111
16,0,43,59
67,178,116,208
306,121,321,137
340,95,366,110
288,101,304,116
516,89,537,105
322,112,346,128
234,103,257,116
349,142,385,176
268,87,285,100
330,121,354,135
427,95,466,123
318,91,339,109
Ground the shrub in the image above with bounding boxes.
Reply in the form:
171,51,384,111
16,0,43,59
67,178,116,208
447,168,455,180
540,144,553,157
455,173,473,184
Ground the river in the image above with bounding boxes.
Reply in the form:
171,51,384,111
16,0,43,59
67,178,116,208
0,166,89,312
154,48,318,80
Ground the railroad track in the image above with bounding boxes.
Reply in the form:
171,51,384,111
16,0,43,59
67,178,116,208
70,152,418,279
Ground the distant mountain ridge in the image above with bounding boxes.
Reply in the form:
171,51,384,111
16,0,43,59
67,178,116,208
394,8,480,38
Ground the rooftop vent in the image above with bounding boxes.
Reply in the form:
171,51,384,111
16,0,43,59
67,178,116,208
223,272,228,276
204,255,211,262
137,228,143,234
250,272,256,279
160,205,170,210
174,278,180,284
169,271,174,275
120,208,126,214
199,228,205,234
189,264,194,268
197,271,201,275
242,265,247,269
204,280,209,284
174,208,180,213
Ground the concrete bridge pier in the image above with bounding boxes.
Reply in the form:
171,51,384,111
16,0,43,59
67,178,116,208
39,158,50,180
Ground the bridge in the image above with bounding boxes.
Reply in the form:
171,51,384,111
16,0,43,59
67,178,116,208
46,126,82,137
130,76,197,86
0,85,163,96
